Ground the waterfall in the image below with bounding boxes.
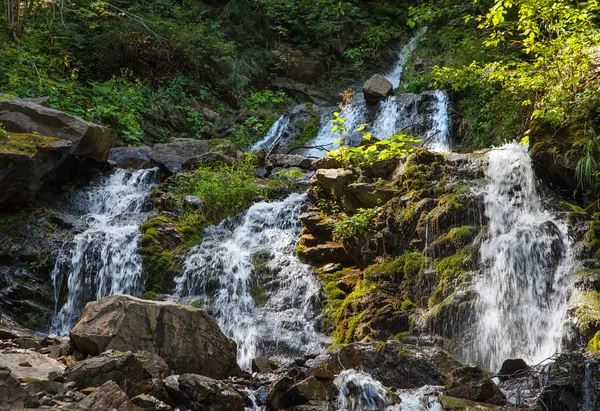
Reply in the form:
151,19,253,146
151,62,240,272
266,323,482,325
424,90,450,152
334,370,401,411
472,143,572,372
52,168,157,334
384,27,428,89
176,193,326,370
251,114,290,154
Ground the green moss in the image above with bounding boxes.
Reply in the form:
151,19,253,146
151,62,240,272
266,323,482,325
342,312,363,344
178,225,202,247
428,247,476,307
141,291,163,300
0,132,67,155
364,251,427,284
25,314,45,330
443,226,478,248
401,299,416,310
587,331,600,354
251,284,268,307
189,299,204,309
142,249,180,294
324,281,347,300
296,244,307,257
575,291,600,338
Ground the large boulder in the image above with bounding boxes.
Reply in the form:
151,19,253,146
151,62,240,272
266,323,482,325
0,348,65,381
147,139,240,173
363,74,394,102
63,350,170,399
310,168,354,199
308,341,459,390
0,135,72,207
69,295,240,379
0,98,112,162
445,365,506,405
164,373,244,411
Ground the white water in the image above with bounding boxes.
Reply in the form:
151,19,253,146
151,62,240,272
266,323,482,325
176,193,326,369
52,168,157,334
370,90,450,152
334,370,401,411
398,386,444,411
251,114,290,154
384,27,428,89
472,143,572,372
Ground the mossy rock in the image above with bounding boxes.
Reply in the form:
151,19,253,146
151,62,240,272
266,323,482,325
574,291,600,339
0,132,68,156
587,330,600,354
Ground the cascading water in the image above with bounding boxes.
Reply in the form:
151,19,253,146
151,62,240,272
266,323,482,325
384,27,428,89
334,370,402,411
424,90,450,152
251,114,290,154
52,168,157,334
471,143,572,372
176,193,326,369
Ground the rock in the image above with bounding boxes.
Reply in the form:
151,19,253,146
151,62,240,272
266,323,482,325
147,139,239,173
321,263,342,275
270,78,332,106
63,350,170,399
0,366,40,411
267,377,305,410
0,348,65,381
165,374,244,411
445,365,506,405
361,158,399,179
312,156,342,170
310,168,354,199
537,353,585,411
497,358,529,381
76,380,133,411
25,379,66,396
0,98,112,162
343,183,396,212
294,376,337,402
268,154,314,170
131,394,172,411
183,195,203,210
439,395,522,410
14,337,41,350
363,74,394,102
69,295,240,378
310,341,457,390
252,357,278,374
297,242,350,266
108,146,153,169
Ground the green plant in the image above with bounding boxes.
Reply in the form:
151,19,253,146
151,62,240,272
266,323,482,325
275,168,305,180
332,207,381,242
243,90,290,110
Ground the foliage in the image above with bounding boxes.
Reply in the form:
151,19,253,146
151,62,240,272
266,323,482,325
170,156,263,228
243,90,290,110
229,115,278,151
332,207,381,242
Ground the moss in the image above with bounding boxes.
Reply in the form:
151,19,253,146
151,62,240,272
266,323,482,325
251,284,268,307
364,251,427,284
142,249,180,294
443,226,478,248
401,299,416,310
574,291,600,338
141,291,163,300
42,220,55,233
25,314,45,330
0,132,67,155
189,299,204,308
324,281,347,300
179,225,201,247
296,244,307,257
587,331,600,354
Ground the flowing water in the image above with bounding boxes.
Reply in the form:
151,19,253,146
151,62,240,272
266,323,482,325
384,27,428,89
471,143,572,372
52,168,157,334
250,114,290,154
175,193,326,369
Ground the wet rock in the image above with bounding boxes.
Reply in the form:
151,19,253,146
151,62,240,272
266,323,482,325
268,154,314,170
165,373,244,411
108,146,153,169
0,97,112,162
310,341,457,390
69,295,240,379
267,376,305,410
147,139,240,174
63,350,170,399
0,366,40,411
537,353,585,411
445,365,506,404
76,380,133,411
297,242,350,266
498,358,529,381
131,394,172,411
294,376,337,402
363,74,394,102
14,337,41,350
183,195,202,210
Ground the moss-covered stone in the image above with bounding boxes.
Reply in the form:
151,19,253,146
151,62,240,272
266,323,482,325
587,331,600,354
574,291,600,339
0,132,67,156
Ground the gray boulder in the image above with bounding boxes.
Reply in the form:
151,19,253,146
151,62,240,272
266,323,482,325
363,74,394,102
0,366,39,411
268,154,314,170
0,98,112,162
165,373,244,411
69,295,240,379
445,365,506,404
63,350,170,399
108,146,153,169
